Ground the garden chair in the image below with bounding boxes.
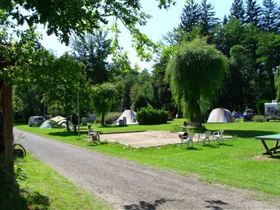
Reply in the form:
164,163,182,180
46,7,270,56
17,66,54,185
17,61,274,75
198,131,211,144
178,132,193,148
212,130,224,143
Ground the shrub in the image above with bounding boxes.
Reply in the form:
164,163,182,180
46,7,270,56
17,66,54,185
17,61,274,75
137,107,168,125
253,115,266,122
95,112,122,124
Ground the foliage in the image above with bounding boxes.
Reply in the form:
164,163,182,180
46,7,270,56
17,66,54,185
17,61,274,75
274,66,280,101
71,30,112,84
252,115,266,122
91,83,117,125
166,38,228,123
261,0,279,32
95,112,122,125
180,0,201,33
200,0,219,36
245,0,261,25
230,0,245,23
137,107,168,125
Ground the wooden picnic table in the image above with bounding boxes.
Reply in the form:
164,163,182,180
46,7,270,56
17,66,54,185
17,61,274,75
255,134,280,155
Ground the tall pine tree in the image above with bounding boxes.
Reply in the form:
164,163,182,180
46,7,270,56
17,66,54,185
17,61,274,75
261,0,279,32
180,0,201,33
200,0,219,35
230,0,245,23
245,0,261,26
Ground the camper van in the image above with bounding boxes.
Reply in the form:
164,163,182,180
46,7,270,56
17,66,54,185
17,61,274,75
264,101,280,121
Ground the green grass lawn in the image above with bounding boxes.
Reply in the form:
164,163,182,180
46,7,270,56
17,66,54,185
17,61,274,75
16,120,280,196
0,154,111,210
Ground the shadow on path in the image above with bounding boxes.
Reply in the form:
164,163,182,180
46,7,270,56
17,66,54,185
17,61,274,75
124,198,176,210
206,199,228,210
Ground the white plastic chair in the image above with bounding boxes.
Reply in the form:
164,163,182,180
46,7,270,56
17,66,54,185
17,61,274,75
212,130,224,143
199,131,211,144
180,134,193,148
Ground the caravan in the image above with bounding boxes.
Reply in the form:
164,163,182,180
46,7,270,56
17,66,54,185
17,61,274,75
265,100,280,121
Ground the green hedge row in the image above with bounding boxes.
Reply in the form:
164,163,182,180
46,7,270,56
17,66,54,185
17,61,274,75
137,107,168,125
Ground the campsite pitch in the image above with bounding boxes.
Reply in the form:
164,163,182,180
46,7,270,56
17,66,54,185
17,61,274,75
100,131,232,148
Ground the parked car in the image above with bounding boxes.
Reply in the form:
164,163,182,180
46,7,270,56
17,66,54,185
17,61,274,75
243,109,254,122
28,116,45,127
266,109,280,121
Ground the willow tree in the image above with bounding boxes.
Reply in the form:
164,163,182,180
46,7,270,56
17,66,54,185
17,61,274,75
275,66,280,101
91,83,117,126
166,39,228,124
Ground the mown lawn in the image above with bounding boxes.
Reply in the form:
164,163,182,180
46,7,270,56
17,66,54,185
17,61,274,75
16,120,280,196
0,154,111,210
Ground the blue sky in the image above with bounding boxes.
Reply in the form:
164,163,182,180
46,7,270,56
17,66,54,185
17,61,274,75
40,0,268,69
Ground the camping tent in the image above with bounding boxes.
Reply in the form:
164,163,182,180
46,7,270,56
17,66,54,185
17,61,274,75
40,120,57,128
116,110,138,125
207,108,234,123
50,116,65,123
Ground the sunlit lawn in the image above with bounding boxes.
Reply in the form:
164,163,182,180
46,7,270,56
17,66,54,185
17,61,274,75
16,120,280,196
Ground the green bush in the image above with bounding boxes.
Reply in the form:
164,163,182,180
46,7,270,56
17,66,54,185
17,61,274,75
95,112,122,124
137,107,168,125
253,115,266,122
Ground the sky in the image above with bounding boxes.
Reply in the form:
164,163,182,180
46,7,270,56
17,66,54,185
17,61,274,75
40,0,266,69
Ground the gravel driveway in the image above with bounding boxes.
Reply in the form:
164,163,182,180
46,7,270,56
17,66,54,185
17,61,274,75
15,129,280,210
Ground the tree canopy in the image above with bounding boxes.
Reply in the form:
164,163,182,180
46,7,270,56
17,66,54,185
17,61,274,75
166,38,228,123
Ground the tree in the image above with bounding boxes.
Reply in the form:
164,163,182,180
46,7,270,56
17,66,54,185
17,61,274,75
166,39,228,124
180,0,201,33
40,54,86,131
261,0,279,32
200,0,219,36
91,83,117,126
245,0,261,26
0,0,175,174
275,65,280,101
71,30,112,84
230,0,245,23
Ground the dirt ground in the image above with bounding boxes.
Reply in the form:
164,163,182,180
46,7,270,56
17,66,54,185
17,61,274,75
100,131,232,148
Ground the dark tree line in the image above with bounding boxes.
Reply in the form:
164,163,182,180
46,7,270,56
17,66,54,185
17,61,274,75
152,0,280,115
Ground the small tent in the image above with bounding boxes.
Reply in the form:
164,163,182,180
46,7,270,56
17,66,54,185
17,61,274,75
50,116,65,123
207,108,234,123
40,120,57,128
116,110,138,125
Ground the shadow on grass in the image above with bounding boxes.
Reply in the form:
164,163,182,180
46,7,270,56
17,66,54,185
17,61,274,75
0,166,50,210
87,141,109,147
225,130,277,138
48,130,87,138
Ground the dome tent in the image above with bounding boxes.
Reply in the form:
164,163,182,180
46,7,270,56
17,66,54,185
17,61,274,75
207,108,234,123
116,110,138,125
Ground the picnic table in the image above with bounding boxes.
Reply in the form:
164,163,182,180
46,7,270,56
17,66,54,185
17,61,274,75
255,134,280,155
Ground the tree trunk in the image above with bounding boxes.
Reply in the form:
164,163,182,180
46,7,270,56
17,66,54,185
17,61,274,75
0,83,14,174
101,112,105,126
190,100,202,127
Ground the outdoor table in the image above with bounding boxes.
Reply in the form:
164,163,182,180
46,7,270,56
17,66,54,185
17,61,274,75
255,134,280,155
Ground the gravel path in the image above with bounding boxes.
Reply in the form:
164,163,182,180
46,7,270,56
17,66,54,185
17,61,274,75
15,129,280,210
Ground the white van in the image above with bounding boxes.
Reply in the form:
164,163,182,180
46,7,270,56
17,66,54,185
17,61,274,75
28,116,45,127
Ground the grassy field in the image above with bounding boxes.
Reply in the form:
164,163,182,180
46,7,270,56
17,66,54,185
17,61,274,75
16,120,280,196
0,154,110,210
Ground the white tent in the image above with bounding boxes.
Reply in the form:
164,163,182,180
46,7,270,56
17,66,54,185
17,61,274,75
40,120,56,128
207,108,234,123
116,110,138,125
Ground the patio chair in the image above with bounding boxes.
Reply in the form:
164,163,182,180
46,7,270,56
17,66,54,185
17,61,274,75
212,130,224,143
178,132,193,148
198,131,211,144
